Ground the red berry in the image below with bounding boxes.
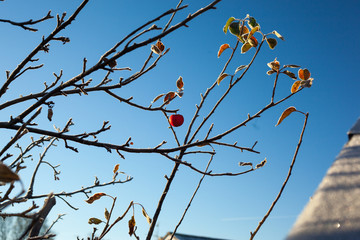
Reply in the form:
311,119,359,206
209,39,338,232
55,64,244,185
169,114,184,127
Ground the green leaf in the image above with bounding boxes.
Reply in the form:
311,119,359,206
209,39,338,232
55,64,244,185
248,16,259,29
273,30,284,40
228,21,241,37
283,70,297,80
266,38,277,49
235,65,247,74
241,42,252,53
223,17,235,33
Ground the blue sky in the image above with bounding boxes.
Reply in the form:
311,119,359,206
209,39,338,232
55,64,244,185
0,0,360,240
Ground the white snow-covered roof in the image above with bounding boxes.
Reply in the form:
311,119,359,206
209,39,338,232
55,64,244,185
160,232,230,240
287,118,360,240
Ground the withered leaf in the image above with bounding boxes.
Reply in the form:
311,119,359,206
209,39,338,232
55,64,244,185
239,162,253,167
113,164,120,174
217,43,230,58
284,64,300,68
216,73,229,85
142,207,152,224
156,40,165,53
152,93,165,103
273,30,284,40
267,70,276,75
128,216,136,236
276,107,297,126
47,108,53,121
283,70,297,80
104,208,110,221
164,92,176,104
176,76,184,90
88,218,103,225
256,158,267,168
151,44,161,55
235,65,247,74
298,68,311,80
0,163,20,183
85,192,106,204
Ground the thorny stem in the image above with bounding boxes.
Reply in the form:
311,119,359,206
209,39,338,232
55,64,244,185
249,113,309,240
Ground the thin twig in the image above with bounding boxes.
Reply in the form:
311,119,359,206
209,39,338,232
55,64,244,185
249,113,309,240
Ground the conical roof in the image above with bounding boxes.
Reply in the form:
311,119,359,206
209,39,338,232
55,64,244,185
286,118,360,240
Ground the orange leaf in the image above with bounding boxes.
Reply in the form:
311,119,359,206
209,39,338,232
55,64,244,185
276,107,297,126
164,92,176,104
291,81,301,93
85,193,106,204
0,163,20,183
217,44,230,58
298,68,310,80
113,164,120,174
156,40,165,53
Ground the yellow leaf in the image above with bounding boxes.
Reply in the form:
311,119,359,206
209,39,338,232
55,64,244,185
142,207,152,224
128,216,136,236
88,218,103,225
105,208,110,221
248,26,260,39
216,73,229,85
223,17,235,33
241,42,252,53
276,107,297,126
0,163,20,183
176,76,184,89
291,81,301,93
85,192,106,204
152,93,165,103
113,164,119,174
217,44,230,58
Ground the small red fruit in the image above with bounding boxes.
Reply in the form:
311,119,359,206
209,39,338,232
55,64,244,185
169,114,184,127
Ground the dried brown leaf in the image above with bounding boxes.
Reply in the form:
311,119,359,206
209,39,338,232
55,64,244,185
291,81,301,93
152,93,165,104
128,216,136,236
85,192,106,204
88,218,103,225
0,163,20,183
164,92,176,104
176,76,184,90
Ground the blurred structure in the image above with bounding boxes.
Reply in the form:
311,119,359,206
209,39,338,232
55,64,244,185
287,118,360,239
